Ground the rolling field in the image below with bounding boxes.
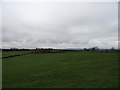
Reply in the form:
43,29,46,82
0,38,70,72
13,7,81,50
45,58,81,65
3,52,118,88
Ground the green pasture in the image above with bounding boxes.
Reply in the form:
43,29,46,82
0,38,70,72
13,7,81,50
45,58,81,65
2,52,118,88
2,51,31,57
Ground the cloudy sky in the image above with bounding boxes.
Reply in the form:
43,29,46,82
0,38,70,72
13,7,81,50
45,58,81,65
2,1,118,49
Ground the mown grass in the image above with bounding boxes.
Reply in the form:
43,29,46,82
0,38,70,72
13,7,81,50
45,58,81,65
3,52,118,88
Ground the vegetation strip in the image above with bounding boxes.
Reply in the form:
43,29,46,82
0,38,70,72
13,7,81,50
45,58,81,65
2,53,31,59
2,52,65,59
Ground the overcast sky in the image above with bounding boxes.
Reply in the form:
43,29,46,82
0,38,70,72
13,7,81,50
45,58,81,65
2,1,118,49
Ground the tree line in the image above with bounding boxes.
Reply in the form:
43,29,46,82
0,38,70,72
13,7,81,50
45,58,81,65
1,47,119,53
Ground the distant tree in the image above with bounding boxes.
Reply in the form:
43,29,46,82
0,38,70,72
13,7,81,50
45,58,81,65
111,47,115,51
84,48,87,51
91,46,99,51
105,49,108,52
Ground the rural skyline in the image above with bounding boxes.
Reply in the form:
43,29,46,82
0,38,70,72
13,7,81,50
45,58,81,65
2,1,118,49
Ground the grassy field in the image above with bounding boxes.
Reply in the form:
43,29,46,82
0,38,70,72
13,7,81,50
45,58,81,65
3,52,118,88
0,51,1,58
2,51,31,57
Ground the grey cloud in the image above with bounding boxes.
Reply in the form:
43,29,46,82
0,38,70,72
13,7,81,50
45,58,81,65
2,2,118,49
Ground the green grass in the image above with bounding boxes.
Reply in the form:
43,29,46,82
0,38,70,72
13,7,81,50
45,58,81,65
0,51,1,58
2,51,30,57
3,52,118,88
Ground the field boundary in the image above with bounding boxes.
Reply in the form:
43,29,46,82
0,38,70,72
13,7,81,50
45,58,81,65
2,52,65,59
2,53,31,59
